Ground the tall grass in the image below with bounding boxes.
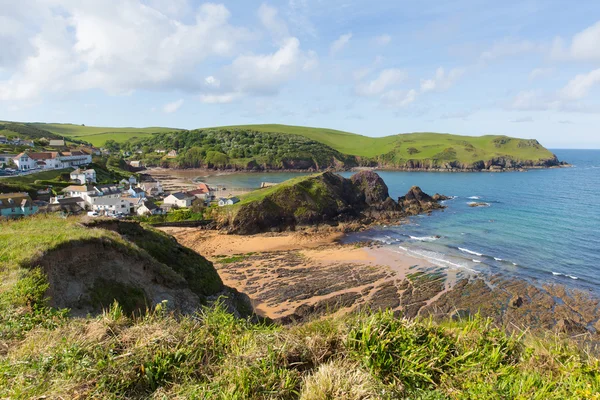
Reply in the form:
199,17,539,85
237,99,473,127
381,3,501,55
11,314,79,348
1,303,598,399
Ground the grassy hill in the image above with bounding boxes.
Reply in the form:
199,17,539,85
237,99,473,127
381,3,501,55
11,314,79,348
27,122,179,147
5,121,561,170
0,215,598,399
215,124,556,163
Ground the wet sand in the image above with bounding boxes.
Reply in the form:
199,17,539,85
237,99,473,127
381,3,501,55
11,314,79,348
144,167,256,196
161,226,600,337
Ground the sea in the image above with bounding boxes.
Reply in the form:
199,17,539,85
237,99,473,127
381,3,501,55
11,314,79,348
199,150,600,293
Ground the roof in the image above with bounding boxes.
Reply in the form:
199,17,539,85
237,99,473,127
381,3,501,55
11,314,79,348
71,168,82,174
0,193,33,210
56,197,85,205
196,182,211,192
15,152,60,160
62,185,95,192
95,184,120,194
92,197,129,206
130,187,145,193
49,140,65,146
141,200,159,210
168,192,194,200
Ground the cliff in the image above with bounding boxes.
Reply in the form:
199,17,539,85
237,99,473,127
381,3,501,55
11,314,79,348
216,171,445,234
0,215,250,317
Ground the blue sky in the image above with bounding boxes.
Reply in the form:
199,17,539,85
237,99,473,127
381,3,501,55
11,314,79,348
1,0,600,148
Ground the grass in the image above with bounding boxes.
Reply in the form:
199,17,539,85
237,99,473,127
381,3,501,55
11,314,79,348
0,303,598,399
16,121,556,164
0,215,599,398
28,123,179,147
212,124,556,162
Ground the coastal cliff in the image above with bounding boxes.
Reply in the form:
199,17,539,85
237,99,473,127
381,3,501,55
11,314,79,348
214,171,446,234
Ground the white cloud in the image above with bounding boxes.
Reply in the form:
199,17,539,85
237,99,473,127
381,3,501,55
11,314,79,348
355,68,407,96
381,89,417,108
420,67,464,93
204,76,221,88
330,33,352,55
163,99,184,113
373,34,391,46
258,3,289,42
0,1,252,101
551,20,600,61
560,68,600,100
479,39,538,63
529,68,554,81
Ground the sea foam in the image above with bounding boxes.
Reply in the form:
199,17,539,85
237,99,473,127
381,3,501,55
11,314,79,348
458,247,483,257
409,236,438,242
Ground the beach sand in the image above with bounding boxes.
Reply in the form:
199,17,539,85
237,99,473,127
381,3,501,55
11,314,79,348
161,227,600,334
161,227,450,320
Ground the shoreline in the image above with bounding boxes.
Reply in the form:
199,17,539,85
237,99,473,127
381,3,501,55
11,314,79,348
160,226,600,336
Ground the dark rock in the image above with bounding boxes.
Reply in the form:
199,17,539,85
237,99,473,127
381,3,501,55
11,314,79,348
350,170,390,205
469,202,489,208
510,295,524,308
555,318,588,335
398,186,446,215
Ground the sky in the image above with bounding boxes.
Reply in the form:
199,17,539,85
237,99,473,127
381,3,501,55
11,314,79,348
1,0,600,148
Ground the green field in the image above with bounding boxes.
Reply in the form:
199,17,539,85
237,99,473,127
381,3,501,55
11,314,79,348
28,123,179,147
214,124,555,162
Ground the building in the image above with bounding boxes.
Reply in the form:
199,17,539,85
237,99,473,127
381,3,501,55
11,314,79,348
0,193,38,218
167,150,178,157
137,200,164,216
91,197,131,216
0,135,7,144
218,197,240,207
70,168,97,184
49,139,65,147
0,153,16,166
163,192,195,208
62,185,96,199
51,196,87,210
129,160,143,168
13,151,92,171
128,175,137,185
139,181,163,196
127,187,146,198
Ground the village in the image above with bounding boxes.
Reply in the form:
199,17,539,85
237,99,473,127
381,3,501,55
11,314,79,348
0,163,241,219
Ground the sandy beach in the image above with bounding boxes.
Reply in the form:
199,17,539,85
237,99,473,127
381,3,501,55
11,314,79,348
144,167,257,196
160,227,451,319
159,226,600,334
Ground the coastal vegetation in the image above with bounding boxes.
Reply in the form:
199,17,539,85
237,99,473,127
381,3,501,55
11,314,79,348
5,121,562,171
1,215,599,398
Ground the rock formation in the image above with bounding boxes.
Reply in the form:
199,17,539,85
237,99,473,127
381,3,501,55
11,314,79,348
220,172,446,234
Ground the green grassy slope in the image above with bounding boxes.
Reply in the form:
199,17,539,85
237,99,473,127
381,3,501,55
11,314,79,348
216,124,556,162
28,123,179,146
0,216,598,398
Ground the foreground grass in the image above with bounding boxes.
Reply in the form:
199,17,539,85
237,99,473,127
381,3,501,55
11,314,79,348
1,300,599,399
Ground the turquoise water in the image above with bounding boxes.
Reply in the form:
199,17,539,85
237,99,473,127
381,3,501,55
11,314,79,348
200,150,600,292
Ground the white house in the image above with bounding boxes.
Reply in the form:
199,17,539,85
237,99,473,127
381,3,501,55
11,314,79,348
218,197,240,207
62,185,96,199
0,153,16,166
70,168,97,184
51,196,87,210
163,192,195,208
92,197,131,216
13,151,92,171
137,200,164,216
139,181,164,196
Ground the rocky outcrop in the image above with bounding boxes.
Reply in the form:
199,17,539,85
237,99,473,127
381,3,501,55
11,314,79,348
398,186,445,215
221,172,446,234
